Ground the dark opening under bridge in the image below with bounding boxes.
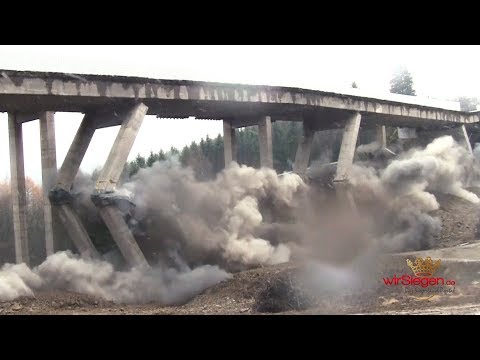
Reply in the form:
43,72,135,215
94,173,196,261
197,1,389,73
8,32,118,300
1,69,478,268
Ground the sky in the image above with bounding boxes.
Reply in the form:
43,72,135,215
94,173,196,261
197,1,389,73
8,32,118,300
1,45,479,184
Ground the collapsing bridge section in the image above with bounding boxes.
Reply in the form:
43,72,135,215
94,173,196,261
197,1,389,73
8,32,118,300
48,104,149,268
2,69,479,267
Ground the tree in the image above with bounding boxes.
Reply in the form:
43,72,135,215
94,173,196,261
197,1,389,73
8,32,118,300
351,81,358,89
158,150,167,161
0,180,13,263
135,154,146,169
91,167,101,182
146,151,158,167
169,147,180,156
457,97,478,112
390,67,416,96
179,146,191,167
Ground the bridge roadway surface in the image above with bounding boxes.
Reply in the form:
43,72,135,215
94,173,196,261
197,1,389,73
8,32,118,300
1,69,478,129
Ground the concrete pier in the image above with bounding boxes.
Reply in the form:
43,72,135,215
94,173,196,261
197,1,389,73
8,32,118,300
40,112,57,256
258,116,273,168
94,103,148,268
56,113,96,191
95,103,148,193
450,125,473,154
334,112,362,182
8,113,29,265
223,119,236,165
98,206,149,268
50,113,99,259
333,112,362,214
56,204,99,259
293,120,315,176
376,125,387,148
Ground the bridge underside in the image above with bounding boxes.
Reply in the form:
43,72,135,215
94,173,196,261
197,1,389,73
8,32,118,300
2,70,478,268
0,95,474,131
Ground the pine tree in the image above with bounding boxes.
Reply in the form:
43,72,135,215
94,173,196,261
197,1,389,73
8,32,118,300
158,150,167,161
169,147,180,156
179,146,191,167
135,154,146,168
146,151,158,167
390,67,416,96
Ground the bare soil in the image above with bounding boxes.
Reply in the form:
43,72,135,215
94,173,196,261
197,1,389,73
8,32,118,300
431,187,480,248
2,190,480,315
1,258,479,315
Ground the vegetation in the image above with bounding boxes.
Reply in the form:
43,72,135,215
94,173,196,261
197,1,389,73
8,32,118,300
390,67,416,96
124,121,344,181
457,97,479,112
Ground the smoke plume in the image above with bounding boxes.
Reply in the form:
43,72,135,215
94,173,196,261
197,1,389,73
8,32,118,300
123,160,305,270
0,251,229,304
349,135,479,251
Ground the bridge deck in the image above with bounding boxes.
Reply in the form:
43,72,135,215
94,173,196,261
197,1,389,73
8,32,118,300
0,69,478,129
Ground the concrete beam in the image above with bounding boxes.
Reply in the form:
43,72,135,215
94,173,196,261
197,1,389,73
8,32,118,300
232,116,263,129
334,112,362,182
376,125,387,148
223,119,236,165
51,112,98,259
95,103,148,193
40,112,58,256
93,102,149,268
258,116,273,168
0,70,476,125
459,125,473,154
56,113,96,191
16,112,39,123
293,120,315,176
56,205,99,259
8,113,29,265
98,206,148,268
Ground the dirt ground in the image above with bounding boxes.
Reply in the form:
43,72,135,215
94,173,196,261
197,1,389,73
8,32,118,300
1,257,479,315
2,190,480,315
430,187,480,248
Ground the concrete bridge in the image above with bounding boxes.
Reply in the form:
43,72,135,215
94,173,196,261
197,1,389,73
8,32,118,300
1,69,478,268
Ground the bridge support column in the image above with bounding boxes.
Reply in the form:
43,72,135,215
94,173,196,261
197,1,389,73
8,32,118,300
56,114,97,190
333,112,361,214
376,125,386,149
223,119,236,166
98,206,148,268
293,120,315,176
49,113,99,259
258,116,273,168
40,112,58,256
334,112,361,182
8,113,29,265
93,103,149,268
454,125,473,154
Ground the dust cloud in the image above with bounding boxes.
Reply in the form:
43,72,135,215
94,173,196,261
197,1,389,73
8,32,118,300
1,135,478,305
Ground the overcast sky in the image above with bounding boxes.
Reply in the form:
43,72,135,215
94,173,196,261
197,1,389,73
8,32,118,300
1,45,479,184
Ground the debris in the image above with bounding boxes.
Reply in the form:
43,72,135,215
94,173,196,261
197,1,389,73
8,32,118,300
381,298,399,306
11,303,22,311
